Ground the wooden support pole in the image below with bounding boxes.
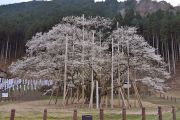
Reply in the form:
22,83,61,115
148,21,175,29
119,87,126,108
111,38,114,109
96,81,99,109
122,108,126,120
73,109,77,120
172,106,176,120
43,109,47,120
142,107,146,120
63,35,68,106
158,106,162,120
121,87,131,108
132,82,143,108
89,32,95,108
100,109,104,120
10,109,15,120
82,14,85,103
48,89,54,105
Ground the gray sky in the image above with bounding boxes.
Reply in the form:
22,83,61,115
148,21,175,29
0,0,179,6
0,0,51,5
0,0,31,5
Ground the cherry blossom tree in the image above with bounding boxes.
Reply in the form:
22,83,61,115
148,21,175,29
9,16,170,108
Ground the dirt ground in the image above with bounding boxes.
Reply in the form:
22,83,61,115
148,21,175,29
0,98,173,114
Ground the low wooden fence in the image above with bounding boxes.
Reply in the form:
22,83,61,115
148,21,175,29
159,93,177,103
9,106,177,120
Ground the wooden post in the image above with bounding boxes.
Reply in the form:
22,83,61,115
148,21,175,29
100,109,104,120
10,109,15,120
142,107,146,120
82,14,85,103
43,109,47,120
158,106,162,120
96,81,99,109
172,106,176,120
73,109,77,120
122,108,126,120
111,38,114,109
127,40,130,100
63,35,68,106
89,31,95,108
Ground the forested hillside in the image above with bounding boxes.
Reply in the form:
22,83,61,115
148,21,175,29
0,0,180,75
0,0,122,60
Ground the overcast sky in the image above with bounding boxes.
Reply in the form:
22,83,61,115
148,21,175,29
0,0,179,6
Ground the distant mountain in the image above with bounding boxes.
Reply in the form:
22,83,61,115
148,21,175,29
135,0,174,16
175,6,180,12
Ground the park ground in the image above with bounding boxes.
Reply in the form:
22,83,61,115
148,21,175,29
0,95,180,120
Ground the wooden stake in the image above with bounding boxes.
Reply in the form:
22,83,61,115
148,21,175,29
10,109,15,120
172,106,176,120
73,109,77,120
142,107,146,120
158,106,162,120
43,109,47,120
122,108,126,120
100,109,104,120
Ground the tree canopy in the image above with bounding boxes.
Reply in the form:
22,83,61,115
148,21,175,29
9,16,170,91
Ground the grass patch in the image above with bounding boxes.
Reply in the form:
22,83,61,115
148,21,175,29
0,110,179,120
